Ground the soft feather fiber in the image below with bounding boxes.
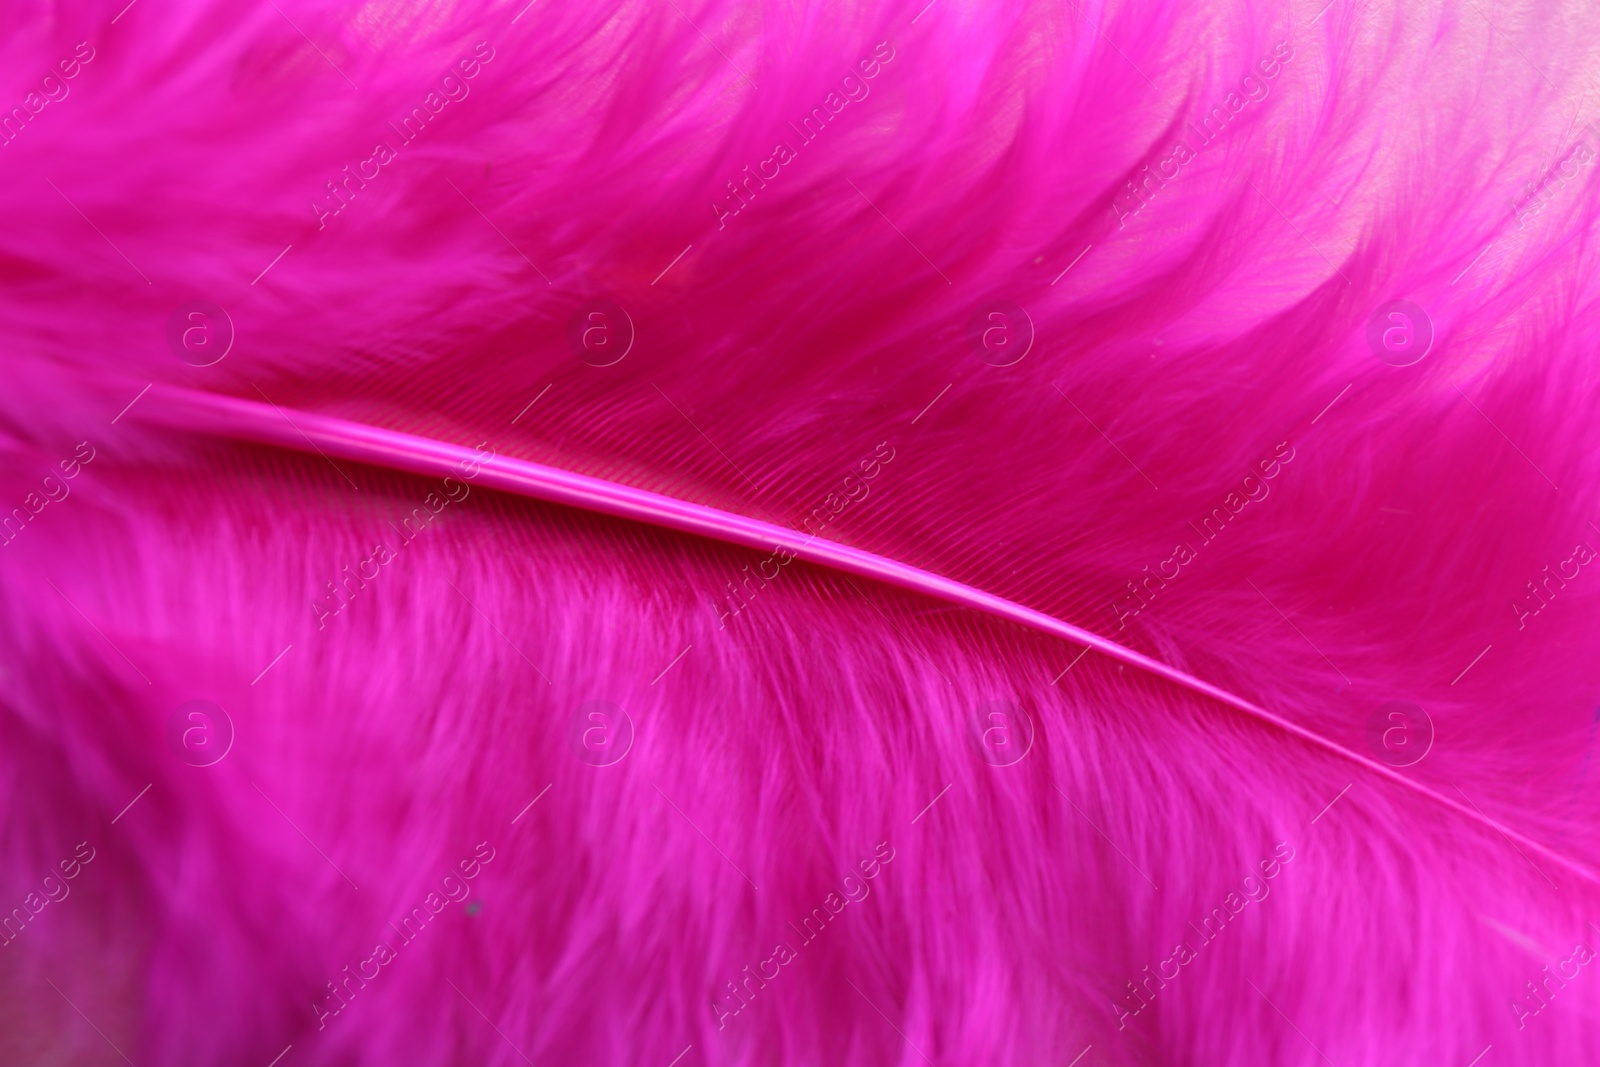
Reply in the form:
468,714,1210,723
3,0,1600,1063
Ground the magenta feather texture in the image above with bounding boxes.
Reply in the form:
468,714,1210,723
4,0,1600,1064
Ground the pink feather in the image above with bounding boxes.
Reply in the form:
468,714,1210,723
3,0,1600,1063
